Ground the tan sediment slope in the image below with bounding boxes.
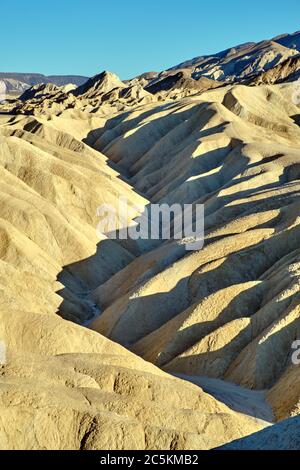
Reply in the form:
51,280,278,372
0,319,267,450
145,71,223,99
1,79,300,449
218,414,300,450
89,83,300,415
0,112,148,323
0,108,267,449
8,71,157,116
169,40,298,82
250,54,300,85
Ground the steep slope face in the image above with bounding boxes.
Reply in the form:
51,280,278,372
19,83,61,101
274,31,300,51
3,70,300,449
145,71,223,99
88,83,300,414
167,42,256,75
5,86,78,116
0,112,268,450
126,71,159,88
250,55,300,85
0,325,267,450
0,113,147,323
219,415,300,450
70,71,156,112
72,71,126,98
267,363,300,421
168,39,298,82
6,72,156,116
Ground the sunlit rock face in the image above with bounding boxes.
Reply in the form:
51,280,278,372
1,30,300,449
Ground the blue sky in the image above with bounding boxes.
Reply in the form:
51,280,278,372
2,0,300,79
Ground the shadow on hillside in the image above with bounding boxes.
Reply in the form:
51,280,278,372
83,102,229,185
291,114,300,127
47,100,300,435
53,149,300,425
163,315,300,391
55,238,137,325
55,169,300,326
217,414,300,450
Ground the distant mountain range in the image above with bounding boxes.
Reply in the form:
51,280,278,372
2,31,300,97
166,31,300,82
0,72,89,94
3,26,300,452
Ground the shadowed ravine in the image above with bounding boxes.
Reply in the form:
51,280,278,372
56,86,300,426
1,71,300,449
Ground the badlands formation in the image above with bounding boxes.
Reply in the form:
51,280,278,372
1,32,300,450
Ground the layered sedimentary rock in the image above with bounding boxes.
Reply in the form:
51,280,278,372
250,54,300,85
1,61,300,449
0,107,268,449
5,72,156,116
145,71,223,99
88,82,300,419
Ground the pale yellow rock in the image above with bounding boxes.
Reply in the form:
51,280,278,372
89,83,300,410
2,80,300,449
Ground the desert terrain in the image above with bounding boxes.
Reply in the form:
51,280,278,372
1,31,300,450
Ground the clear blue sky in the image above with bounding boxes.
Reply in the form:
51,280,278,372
2,0,300,79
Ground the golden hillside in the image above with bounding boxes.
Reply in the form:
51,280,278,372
1,75,300,449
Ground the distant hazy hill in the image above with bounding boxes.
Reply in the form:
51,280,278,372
0,72,88,93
